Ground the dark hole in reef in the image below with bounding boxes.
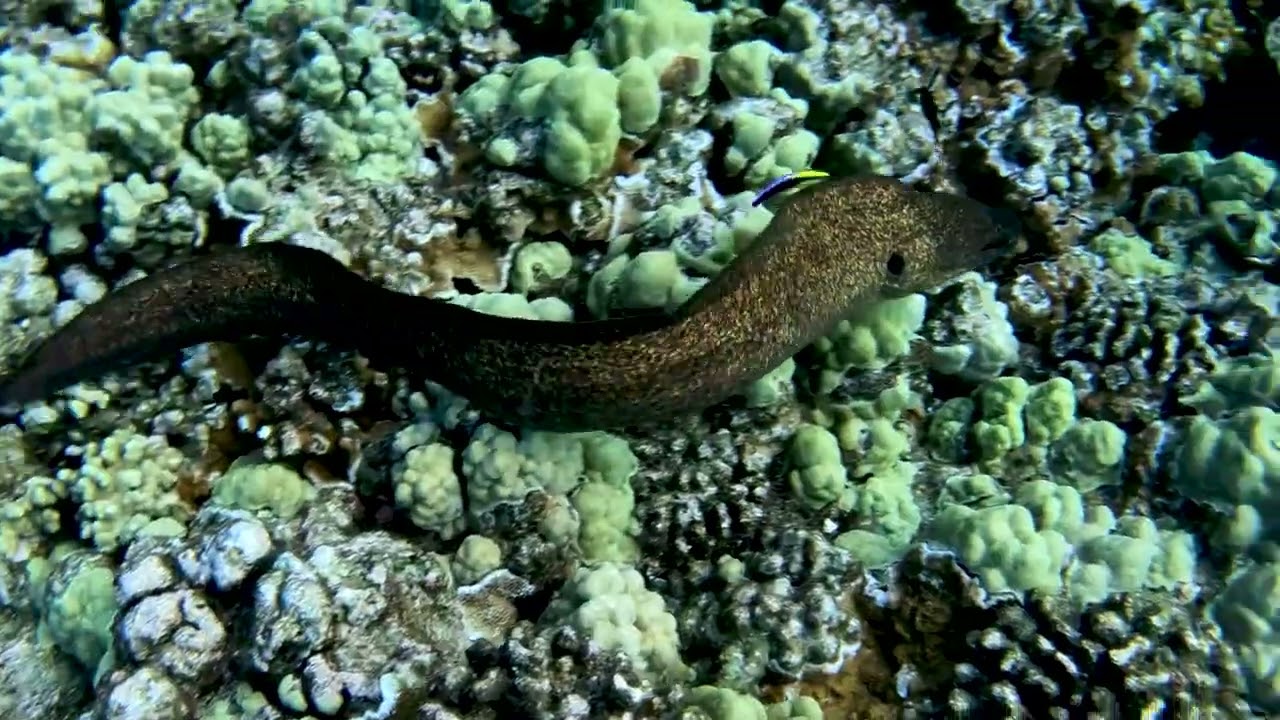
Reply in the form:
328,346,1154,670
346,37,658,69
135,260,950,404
492,1,604,58
1153,28,1280,163
40,4,72,28
810,107,868,172
510,583,558,621
101,1,126,45
886,252,906,275
704,118,744,194
1109,4,1145,31
0,228,38,255
905,0,986,38
816,105,868,144
755,0,786,16
451,277,484,294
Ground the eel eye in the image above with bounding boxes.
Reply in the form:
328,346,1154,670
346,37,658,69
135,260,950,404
887,253,906,276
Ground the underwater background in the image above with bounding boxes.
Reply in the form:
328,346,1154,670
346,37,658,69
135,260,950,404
0,0,1278,717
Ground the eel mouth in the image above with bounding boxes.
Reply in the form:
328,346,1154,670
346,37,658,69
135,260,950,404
970,205,1023,267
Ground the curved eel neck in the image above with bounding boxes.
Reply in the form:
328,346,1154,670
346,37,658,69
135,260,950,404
0,176,1016,431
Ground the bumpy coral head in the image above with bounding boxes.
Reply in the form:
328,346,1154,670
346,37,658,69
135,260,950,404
775,174,1020,299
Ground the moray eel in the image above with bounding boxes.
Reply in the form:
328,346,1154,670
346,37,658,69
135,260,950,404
0,175,1017,431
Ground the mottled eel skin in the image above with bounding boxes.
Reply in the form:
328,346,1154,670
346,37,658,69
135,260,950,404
0,176,1017,431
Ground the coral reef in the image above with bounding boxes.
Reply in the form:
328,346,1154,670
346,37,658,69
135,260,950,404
1,0,1279,718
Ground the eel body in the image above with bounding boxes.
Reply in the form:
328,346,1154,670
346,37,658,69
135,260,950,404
0,176,1017,431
